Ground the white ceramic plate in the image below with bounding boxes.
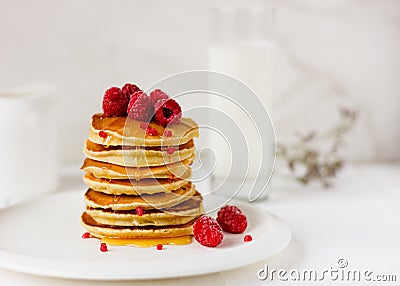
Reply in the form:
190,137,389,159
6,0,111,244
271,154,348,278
0,191,291,280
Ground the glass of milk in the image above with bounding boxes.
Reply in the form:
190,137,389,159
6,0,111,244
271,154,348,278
207,6,276,200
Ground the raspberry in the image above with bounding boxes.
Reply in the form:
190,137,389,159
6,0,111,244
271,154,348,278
244,234,252,242
100,243,108,252
154,98,182,127
150,89,169,105
127,91,154,122
102,87,128,117
81,232,91,239
139,122,148,130
163,130,172,137
193,216,223,247
166,147,176,154
156,244,163,250
216,205,247,234
122,83,141,101
146,127,158,136
99,131,107,138
136,206,143,216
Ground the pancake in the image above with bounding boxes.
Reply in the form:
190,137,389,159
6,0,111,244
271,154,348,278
80,110,202,244
85,193,204,227
86,139,194,152
81,157,193,180
81,212,196,239
88,113,199,147
83,173,191,195
84,182,195,210
83,139,195,167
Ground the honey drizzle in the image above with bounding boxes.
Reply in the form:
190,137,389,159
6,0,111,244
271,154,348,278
101,235,192,247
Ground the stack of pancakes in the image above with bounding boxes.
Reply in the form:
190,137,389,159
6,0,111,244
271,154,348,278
80,113,204,243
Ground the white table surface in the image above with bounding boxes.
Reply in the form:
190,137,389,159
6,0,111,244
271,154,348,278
1,163,399,285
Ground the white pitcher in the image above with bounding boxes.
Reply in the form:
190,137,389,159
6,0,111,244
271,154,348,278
0,84,58,206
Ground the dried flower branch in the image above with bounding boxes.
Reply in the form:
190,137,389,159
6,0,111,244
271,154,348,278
276,107,358,187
